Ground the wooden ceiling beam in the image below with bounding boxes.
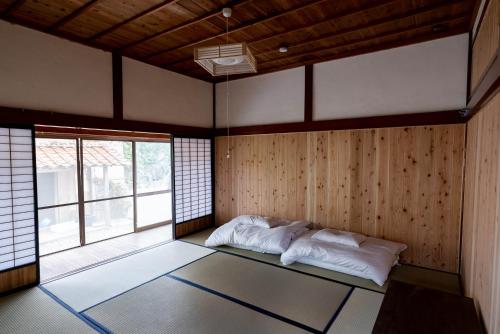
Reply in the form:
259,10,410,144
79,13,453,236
87,0,178,41
46,0,101,32
257,14,469,68
1,0,27,18
165,0,399,67
118,0,251,51
146,0,330,60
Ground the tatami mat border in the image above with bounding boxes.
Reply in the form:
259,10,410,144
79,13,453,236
178,240,385,294
38,285,112,334
167,274,323,334
38,246,380,334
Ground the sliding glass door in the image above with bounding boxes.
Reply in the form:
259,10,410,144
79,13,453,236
135,142,171,230
36,135,171,255
82,140,134,244
36,138,80,255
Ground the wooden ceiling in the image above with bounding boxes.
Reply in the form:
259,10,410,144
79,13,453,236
0,0,478,82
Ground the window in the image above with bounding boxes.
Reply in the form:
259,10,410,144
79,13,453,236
83,140,134,243
135,142,171,229
36,138,79,255
0,127,37,271
35,134,172,255
173,138,212,224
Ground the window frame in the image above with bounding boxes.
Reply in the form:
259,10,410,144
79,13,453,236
35,132,172,255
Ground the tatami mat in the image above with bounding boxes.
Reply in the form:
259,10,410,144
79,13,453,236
0,288,96,334
43,241,214,312
170,252,352,331
84,276,309,334
181,228,461,294
327,288,384,334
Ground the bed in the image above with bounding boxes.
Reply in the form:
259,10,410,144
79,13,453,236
205,215,310,254
281,230,407,286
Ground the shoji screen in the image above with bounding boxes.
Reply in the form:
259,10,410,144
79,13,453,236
173,138,212,224
0,127,37,272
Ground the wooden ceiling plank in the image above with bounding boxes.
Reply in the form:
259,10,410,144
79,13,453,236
257,13,469,67
118,0,251,52
254,0,468,59
87,0,179,41
168,0,464,68
1,0,27,18
146,0,330,60
46,0,101,32
165,0,399,67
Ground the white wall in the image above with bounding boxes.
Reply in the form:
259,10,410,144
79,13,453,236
0,20,113,117
314,34,469,120
216,67,304,127
123,57,213,128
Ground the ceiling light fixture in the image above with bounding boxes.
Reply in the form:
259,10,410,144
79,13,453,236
194,8,257,76
279,45,288,53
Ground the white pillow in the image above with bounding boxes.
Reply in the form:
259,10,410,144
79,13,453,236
228,215,304,228
311,229,366,247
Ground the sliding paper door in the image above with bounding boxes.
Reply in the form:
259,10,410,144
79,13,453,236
172,138,212,229
0,127,37,272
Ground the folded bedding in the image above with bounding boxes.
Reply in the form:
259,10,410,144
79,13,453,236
205,216,310,254
281,230,407,286
311,228,366,247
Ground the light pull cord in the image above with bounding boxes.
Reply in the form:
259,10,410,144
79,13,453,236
225,14,230,159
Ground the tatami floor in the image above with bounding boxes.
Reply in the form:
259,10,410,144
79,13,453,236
40,225,172,282
0,228,462,334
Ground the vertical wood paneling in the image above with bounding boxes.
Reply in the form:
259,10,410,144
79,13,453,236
471,0,499,91
0,264,37,294
461,91,500,334
215,124,465,272
175,216,214,238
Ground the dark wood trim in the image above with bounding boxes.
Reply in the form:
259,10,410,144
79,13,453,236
112,52,123,121
469,0,485,31
119,0,250,52
46,0,101,32
35,126,171,140
467,50,500,115
0,0,27,18
167,0,456,68
214,110,466,136
148,0,328,60
212,83,216,129
304,65,313,122
87,0,177,41
466,31,472,100
471,0,490,44
0,106,212,137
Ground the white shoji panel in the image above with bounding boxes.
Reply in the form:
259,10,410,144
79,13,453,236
0,127,36,272
173,138,212,224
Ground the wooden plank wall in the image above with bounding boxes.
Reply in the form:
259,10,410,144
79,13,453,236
461,91,500,334
175,216,214,238
0,264,38,294
215,124,465,272
471,0,499,92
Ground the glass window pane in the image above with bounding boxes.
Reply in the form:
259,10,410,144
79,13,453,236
137,192,172,228
136,142,171,194
84,197,133,243
38,205,79,255
83,140,132,200
35,138,78,207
